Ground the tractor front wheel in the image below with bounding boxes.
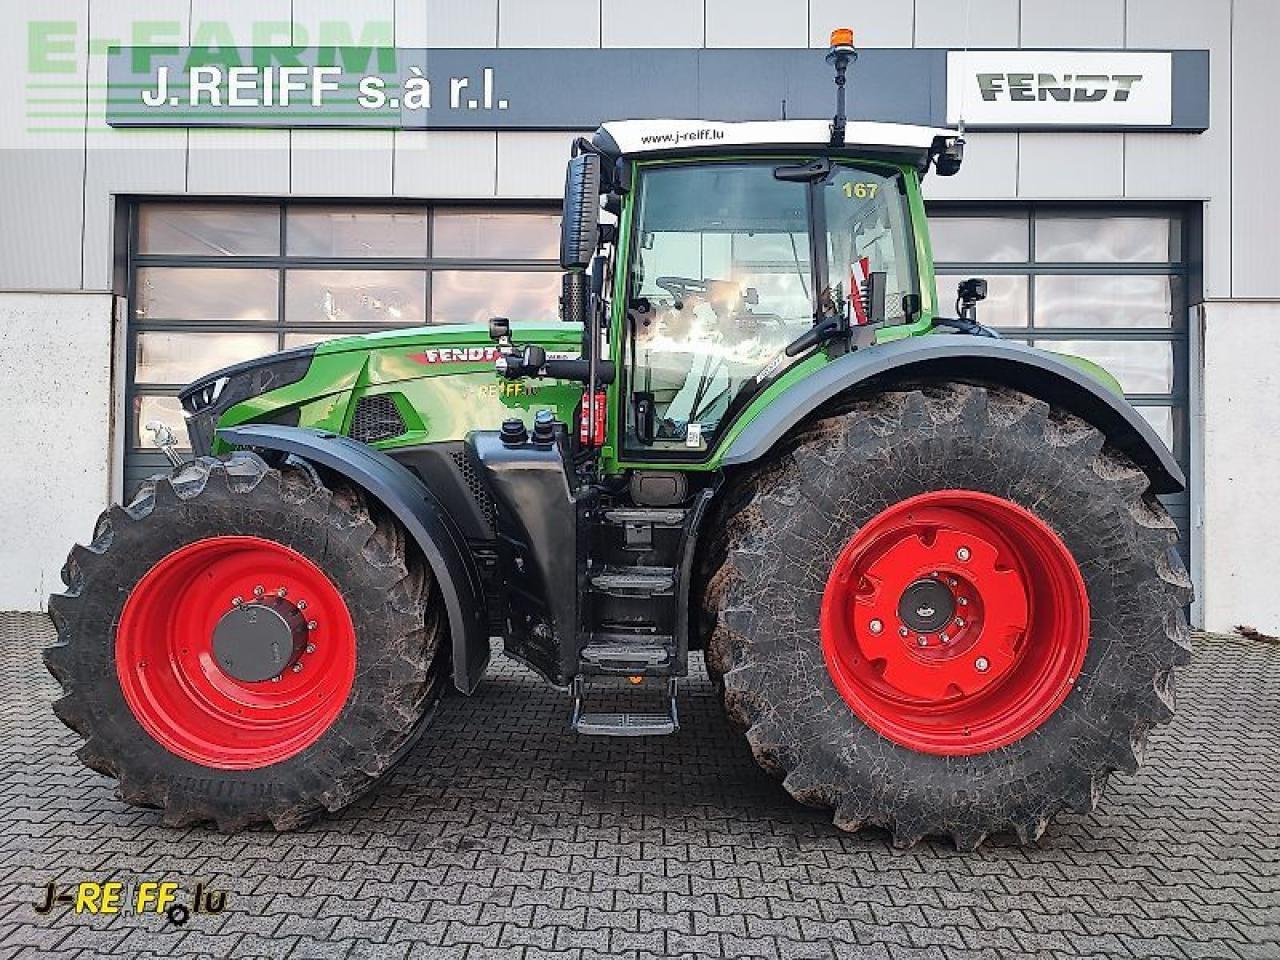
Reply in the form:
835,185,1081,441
45,453,443,831
703,383,1192,849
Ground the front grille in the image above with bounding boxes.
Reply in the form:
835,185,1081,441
450,449,497,531
349,395,407,444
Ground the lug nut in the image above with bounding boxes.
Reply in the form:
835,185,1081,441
232,596,243,607
270,675,280,683
957,597,968,606
954,617,966,627
940,633,950,644
254,585,265,597
307,620,317,631
899,626,910,637
277,587,288,598
305,643,316,654
292,663,303,673
869,619,883,634
956,547,971,562
975,656,990,672
917,636,928,647
297,600,307,611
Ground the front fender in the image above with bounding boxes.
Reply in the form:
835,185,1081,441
720,336,1184,495
218,424,490,694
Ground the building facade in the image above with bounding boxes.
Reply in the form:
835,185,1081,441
1,0,1275,635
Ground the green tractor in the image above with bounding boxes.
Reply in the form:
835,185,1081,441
47,32,1190,848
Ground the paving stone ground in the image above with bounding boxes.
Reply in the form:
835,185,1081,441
1,612,1277,960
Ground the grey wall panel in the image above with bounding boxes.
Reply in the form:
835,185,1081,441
807,2,913,47
1124,0,1231,299
0,151,88,290
1018,133,1124,198
602,0,704,47
1019,0,1125,48
1230,0,1280,298
705,0,807,48
499,0,602,48
394,131,498,197
921,132,1019,200
290,0,394,47
291,131,394,196
398,0,499,46
188,130,290,195
190,0,291,43
82,139,189,290
913,0,1021,48
496,131,583,198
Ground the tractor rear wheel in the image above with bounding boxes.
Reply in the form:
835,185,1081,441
45,452,443,831
702,383,1192,849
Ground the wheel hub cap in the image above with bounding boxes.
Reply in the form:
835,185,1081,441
819,490,1089,756
211,597,309,683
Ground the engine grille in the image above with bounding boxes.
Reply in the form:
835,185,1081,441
450,449,497,531
349,395,407,444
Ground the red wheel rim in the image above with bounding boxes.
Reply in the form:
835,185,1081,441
820,491,1088,755
116,536,356,769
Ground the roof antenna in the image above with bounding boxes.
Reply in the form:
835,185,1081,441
826,28,857,147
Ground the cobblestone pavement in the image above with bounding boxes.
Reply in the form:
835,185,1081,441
1,612,1277,960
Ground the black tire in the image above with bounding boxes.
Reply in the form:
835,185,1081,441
701,383,1192,849
44,452,444,832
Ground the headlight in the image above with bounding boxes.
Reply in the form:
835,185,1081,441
178,345,315,455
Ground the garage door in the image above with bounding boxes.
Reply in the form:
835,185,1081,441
927,205,1192,551
124,200,561,493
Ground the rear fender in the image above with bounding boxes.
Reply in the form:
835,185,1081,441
218,424,490,694
720,336,1184,494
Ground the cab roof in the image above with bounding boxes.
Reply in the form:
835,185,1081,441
592,119,957,171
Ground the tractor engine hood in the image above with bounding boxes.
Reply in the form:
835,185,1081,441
179,345,316,456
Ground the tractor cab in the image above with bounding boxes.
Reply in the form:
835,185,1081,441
480,42,968,731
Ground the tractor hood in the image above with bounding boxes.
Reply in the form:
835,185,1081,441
181,321,584,457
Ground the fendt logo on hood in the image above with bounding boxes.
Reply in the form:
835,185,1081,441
976,72,1143,103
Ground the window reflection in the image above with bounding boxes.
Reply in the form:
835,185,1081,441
134,268,278,322
930,216,1029,263
431,271,561,324
1036,217,1178,263
287,208,428,258
1035,275,1178,329
138,204,280,257
433,211,561,259
135,332,279,384
285,270,425,325
1135,406,1176,453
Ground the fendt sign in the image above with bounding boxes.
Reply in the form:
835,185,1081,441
101,47,1208,133
947,51,1181,128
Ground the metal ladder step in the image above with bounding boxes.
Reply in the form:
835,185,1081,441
601,507,686,527
580,637,673,673
590,565,675,596
571,677,680,737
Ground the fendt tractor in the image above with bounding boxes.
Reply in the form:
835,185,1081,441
47,31,1191,849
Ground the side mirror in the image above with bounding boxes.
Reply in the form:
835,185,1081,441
560,153,601,270
488,316,511,344
933,137,964,177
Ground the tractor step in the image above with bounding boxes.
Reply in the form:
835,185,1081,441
601,507,686,526
580,635,673,674
590,565,675,596
570,677,680,737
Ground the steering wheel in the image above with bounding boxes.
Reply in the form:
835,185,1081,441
655,276,710,305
